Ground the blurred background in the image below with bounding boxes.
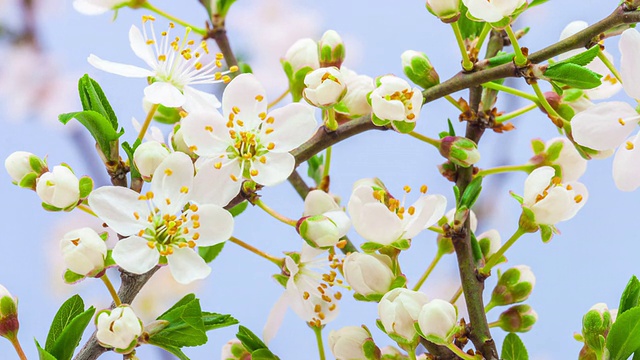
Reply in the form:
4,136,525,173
0,0,636,359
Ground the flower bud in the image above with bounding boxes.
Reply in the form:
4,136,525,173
417,299,458,344
318,30,345,68
426,0,460,22
328,325,379,360
221,338,250,360
60,228,108,277
490,265,536,306
297,215,344,248
378,288,429,343
477,229,501,259
5,151,46,187
496,304,538,333
582,303,612,352
369,75,423,134
282,38,320,102
439,136,481,168
95,305,143,354
303,67,347,108
343,253,395,297
170,127,196,157
36,165,80,209
401,50,440,89
0,285,19,340
336,68,374,119
133,141,170,181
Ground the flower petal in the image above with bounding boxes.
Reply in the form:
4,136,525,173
613,134,640,191
144,82,185,108
262,103,318,152
250,152,295,186
129,25,157,69
190,204,234,246
263,292,290,345
180,110,230,157
403,194,447,239
89,186,150,236
88,54,154,78
192,159,242,207
151,152,194,215
620,28,640,99
303,190,340,216
571,101,638,151
222,73,267,130
523,166,555,206
182,86,222,113
112,236,159,274
531,186,575,225
167,247,212,284
352,202,403,245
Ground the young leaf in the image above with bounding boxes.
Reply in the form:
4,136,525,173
555,45,600,67
45,295,85,350
150,296,208,347
59,111,123,161
35,340,57,360
460,176,483,208
78,74,118,130
122,140,142,180
502,333,529,360
619,275,640,315
48,307,96,360
529,0,549,7
237,325,269,352
201,312,238,331
151,343,191,360
543,63,602,89
199,243,226,263
606,307,640,360
229,201,249,217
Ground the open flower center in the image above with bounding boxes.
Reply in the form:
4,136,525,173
371,184,427,220
534,177,583,204
294,252,343,327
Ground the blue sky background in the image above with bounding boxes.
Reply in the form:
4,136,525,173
0,0,637,359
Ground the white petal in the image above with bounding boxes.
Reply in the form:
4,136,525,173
190,204,234,246
403,194,447,239
613,134,640,191
192,159,242,207
262,103,318,152
620,28,640,99
144,82,186,108
465,0,504,23
167,247,212,284
250,152,295,186
88,54,153,78
151,152,194,215
562,181,588,220
182,86,222,113
180,111,230,157
112,236,159,274
371,96,405,121
303,190,340,216
571,102,639,151
585,51,622,100
523,167,555,206
325,210,351,238
263,292,290,345
353,202,403,245
89,186,150,236
222,74,267,130
129,25,157,69
531,187,575,225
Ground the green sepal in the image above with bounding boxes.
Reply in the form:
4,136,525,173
501,333,529,360
43,294,96,360
509,191,524,204
557,103,576,121
389,239,411,251
605,307,640,360
563,89,584,102
63,270,86,284
531,139,545,155
458,3,485,39
78,176,94,199
447,119,456,136
229,201,248,217
35,340,57,360
543,63,602,89
353,293,383,302
42,203,63,212
18,172,37,189
361,242,385,253
0,296,16,317
363,338,379,360
238,61,253,74
104,250,116,268
236,325,281,359
460,176,483,208
391,120,416,134
307,154,324,186
29,155,47,174
148,294,207,348
99,232,109,241
287,252,301,264
539,225,554,243
122,140,142,180
375,319,386,334
371,113,391,127
545,141,564,162
618,275,640,315
198,242,226,263
390,275,407,290
272,274,288,288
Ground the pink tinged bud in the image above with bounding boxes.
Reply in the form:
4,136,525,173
490,265,535,306
318,30,345,68
133,141,170,180
439,136,481,168
95,305,143,354
36,165,80,209
0,284,19,339
426,0,460,21
221,338,250,360
401,50,440,89
541,91,561,114
303,67,347,108
497,304,538,333
417,299,458,343
328,325,377,360
343,253,395,296
60,227,108,277
378,288,429,342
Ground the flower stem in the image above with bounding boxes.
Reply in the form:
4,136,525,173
407,131,441,148
446,342,478,360
141,2,206,35
322,147,332,180
451,22,474,71
412,252,443,291
100,274,122,306
444,95,464,111
487,320,500,328
484,300,496,313
137,103,159,142
427,225,444,234
450,286,463,304
407,345,418,360
324,108,338,131
312,325,326,360
495,103,538,123
77,204,97,217
268,89,291,109
597,49,623,84
481,82,539,103
475,23,492,53
254,199,298,227
481,227,526,273
475,164,534,177
530,81,567,127
228,236,284,267
10,337,27,360
505,25,528,67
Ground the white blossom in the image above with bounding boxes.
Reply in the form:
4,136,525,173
60,227,107,277
303,67,347,108
73,0,127,15
417,299,458,342
343,252,394,297
95,305,142,353
133,141,170,181
298,190,351,248
462,0,526,23
328,326,372,360
36,165,80,209
378,288,429,341
369,75,423,133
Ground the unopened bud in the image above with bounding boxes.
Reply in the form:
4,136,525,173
490,265,536,306
0,285,19,340
477,229,502,259
343,253,395,297
401,50,440,89
439,136,480,168
5,151,47,187
297,215,343,248
95,305,143,354
221,338,251,360
282,38,319,102
60,227,108,277
417,299,458,344
133,141,170,181
303,67,347,108
496,304,538,333
540,91,561,114
582,303,612,352
378,288,429,343
36,165,80,209
328,325,379,360
318,30,345,68
426,0,460,22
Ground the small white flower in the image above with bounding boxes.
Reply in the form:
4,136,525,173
462,0,527,23
60,227,107,277
303,67,347,108
336,68,374,118
343,252,394,297
95,305,142,354
348,179,446,246
73,0,128,15
369,75,423,133
426,0,460,21
298,190,351,248
378,288,429,342
36,165,80,209
4,151,37,183
417,299,458,342
328,326,373,360
283,38,320,74
133,141,170,181
89,16,232,109
89,152,234,284
522,166,587,225
181,74,318,205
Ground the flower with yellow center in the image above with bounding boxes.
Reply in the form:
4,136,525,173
88,152,234,284
88,15,237,109
369,75,423,134
181,73,318,206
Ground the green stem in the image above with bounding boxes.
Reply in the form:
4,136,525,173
322,147,332,179
407,131,441,148
597,49,623,84
487,320,500,328
482,227,527,273
324,108,338,131
444,95,464,111
446,343,478,360
10,337,27,360
312,326,326,360
407,345,418,360
505,24,528,67
229,236,284,267
475,164,534,177
496,103,538,123
100,274,122,306
255,199,298,226
141,2,206,35
413,252,443,291
77,204,97,217
484,300,496,313
530,81,567,127
137,103,159,142
475,23,492,52
450,286,463,304
451,22,474,71
481,82,539,103
427,225,444,234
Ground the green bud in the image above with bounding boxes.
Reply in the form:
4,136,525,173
439,136,480,168
582,303,612,353
490,265,536,306
497,304,538,333
318,30,345,68
401,50,440,89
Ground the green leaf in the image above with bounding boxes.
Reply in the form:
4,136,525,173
45,295,84,350
540,225,553,243
453,185,461,206
531,139,545,155
543,63,602,89
150,295,207,347
151,343,191,360
229,201,248,217
35,340,57,360
555,45,600,67
458,3,485,40
236,325,268,352
59,110,123,160
470,232,483,263
78,75,118,130
198,243,226,263
46,300,96,360
501,333,529,360
390,239,411,251
63,270,86,284
360,242,384,253
619,276,640,315
307,154,324,186
634,351,640,360
460,176,483,208
251,348,280,360
447,119,456,136
201,312,238,331
122,140,142,180
488,52,516,67
606,307,640,360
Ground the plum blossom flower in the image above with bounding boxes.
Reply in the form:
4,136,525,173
95,305,142,354
88,16,234,109
60,227,107,277
369,75,423,133
417,299,458,342
73,0,128,15
378,288,429,342
36,165,81,209
328,326,377,360
303,67,347,108
181,74,318,205
88,152,234,284
298,190,351,248
462,0,527,24
348,179,446,248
